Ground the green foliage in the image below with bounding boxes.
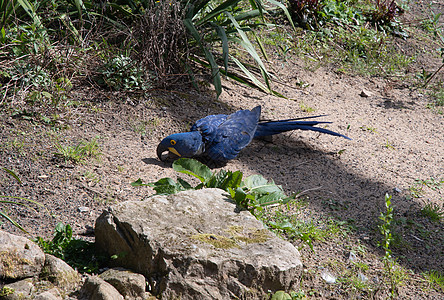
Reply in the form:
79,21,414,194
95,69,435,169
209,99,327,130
369,0,401,27
54,137,101,164
95,55,152,91
132,158,296,213
271,290,292,300
287,0,324,29
422,270,444,292
377,193,399,298
36,223,105,273
181,0,293,96
420,202,444,222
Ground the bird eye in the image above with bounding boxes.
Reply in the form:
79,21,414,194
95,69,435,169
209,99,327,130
170,140,176,145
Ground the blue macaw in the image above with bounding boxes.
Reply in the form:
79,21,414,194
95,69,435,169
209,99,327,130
157,106,350,163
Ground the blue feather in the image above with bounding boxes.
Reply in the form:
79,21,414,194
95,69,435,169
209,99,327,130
157,106,350,163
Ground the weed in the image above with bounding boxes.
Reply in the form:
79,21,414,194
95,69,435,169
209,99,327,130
370,0,402,28
288,0,324,29
0,167,47,233
420,202,444,222
422,270,444,292
95,55,152,91
360,125,378,133
383,139,395,149
409,177,443,198
132,158,296,213
299,101,315,112
131,118,161,136
54,137,101,164
378,193,400,298
35,223,106,273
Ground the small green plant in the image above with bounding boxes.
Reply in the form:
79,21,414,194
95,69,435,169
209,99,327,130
96,55,152,91
299,101,315,112
288,0,324,29
360,125,378,133
35,223,105,273
409,177,443,198
132,158,296,214
54,137,101,164
420,202,444,222
383,139,395,149
422,270,444,292
377,193,399,298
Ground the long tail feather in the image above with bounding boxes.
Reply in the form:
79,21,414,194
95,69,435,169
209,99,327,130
255,119,351,140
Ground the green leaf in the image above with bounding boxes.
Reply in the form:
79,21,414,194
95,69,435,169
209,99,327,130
230,55,269,93
225,12,268,74
242,174,282,194
151,177,183,194
183,18,222,97
16,0,42,28
213,23,229,75
177,178,193,190
2,167,22,184
220,170,243,190
173,158,213,183
267,0,296,31
0,210,28,233
131,178,152,187
271,291,292,300
195,0,241,26
256,191,286,206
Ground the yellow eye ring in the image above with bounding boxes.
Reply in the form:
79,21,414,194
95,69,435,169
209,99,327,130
170,140,176,145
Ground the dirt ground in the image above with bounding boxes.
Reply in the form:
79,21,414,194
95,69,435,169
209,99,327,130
0,1,443,299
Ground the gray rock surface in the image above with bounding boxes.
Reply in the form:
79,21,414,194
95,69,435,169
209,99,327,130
95,188,302,299
41,254,81,291
0,278,34,300
0,230,45,280
99,268,147,300
80,276,124,300
34,288,63,300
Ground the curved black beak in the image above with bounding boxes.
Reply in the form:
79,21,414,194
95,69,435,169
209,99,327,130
156,143,169,161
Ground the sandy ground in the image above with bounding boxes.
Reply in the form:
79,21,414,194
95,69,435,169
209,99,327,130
0,1,443,298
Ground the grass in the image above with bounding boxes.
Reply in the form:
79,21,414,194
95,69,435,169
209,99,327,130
420,202,444,222
54,137,101,164
0,167,47,233
422,270,444,292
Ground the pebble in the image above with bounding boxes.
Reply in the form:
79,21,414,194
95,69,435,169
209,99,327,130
358,272,368,282
78,206,90,213
359,89,372,97
348,251,357,262
393,187,402,193
321,269,336,284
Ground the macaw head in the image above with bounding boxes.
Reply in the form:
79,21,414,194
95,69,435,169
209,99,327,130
156,131,204,161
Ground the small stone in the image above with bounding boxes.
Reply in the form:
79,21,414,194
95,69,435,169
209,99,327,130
321,269,336,284
34,288,62,300
393,187,402,193
78,206,90,213
359,89,372,97
348,251,357,262
357,272,368,282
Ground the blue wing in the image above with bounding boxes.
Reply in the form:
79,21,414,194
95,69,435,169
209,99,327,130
192,106,261,161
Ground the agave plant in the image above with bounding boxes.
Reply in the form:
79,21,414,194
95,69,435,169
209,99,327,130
181,0,294,97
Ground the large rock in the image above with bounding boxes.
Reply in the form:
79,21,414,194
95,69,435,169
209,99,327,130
40,254,81,291
80,276,124,300
0,230,45,280
95,188,302,299
99,268,148,300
